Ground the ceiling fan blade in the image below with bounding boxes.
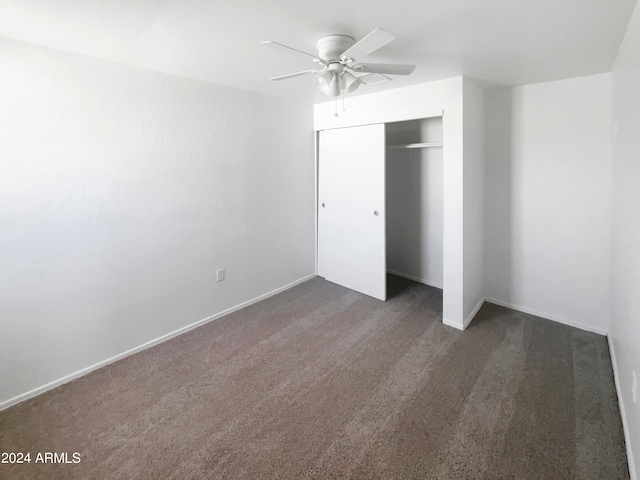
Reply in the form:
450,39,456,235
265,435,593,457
355,73,391,85
350,63,416,75
268,70,318,81
340,28,395,61
261,40,326,64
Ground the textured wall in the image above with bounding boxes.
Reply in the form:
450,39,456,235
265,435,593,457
611,1,640,477
462,78,485,326
0,39,315,406
484,74,612,334
386,147,444,288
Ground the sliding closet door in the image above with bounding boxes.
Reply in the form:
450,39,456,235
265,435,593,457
318,123,386,300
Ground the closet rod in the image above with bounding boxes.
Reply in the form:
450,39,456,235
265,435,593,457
386,142,443,150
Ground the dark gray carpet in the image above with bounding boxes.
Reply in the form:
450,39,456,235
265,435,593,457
0,276,630,479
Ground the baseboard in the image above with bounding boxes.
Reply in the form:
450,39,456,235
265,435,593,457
442,317,464,330
442,297,485,331
484,297,609,336
0,274,316,412
386,270,443,289
464,297,485,329
608,335,638,480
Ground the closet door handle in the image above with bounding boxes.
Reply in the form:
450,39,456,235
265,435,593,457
374,210,379,216
322,203,325,208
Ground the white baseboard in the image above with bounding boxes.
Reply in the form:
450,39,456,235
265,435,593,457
0,274,316,412
464,297,485,329
443,297,485,331
608,335,638,480
484,297,609,336
442,317,464,330
443,297,486,331
386,269,443,289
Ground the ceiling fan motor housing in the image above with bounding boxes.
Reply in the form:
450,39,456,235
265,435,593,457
316,34,355,61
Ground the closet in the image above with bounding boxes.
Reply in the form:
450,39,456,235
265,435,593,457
386,117,444,289
317,116,443,301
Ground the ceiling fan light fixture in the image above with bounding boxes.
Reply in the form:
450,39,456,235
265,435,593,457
342,71,361,93
327,73,340,97
313,70,332,92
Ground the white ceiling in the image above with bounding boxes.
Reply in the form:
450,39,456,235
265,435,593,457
0,0,636,102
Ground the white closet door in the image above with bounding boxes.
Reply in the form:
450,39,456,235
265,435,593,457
318,123,386,300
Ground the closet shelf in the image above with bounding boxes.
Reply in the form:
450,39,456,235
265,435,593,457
386,142,443,149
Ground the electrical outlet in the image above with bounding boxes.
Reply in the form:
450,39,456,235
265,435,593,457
633,371,637,405
216,268,225,282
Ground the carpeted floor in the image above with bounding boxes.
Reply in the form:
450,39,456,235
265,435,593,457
0,276,630,479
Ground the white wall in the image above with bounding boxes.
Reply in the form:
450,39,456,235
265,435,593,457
610,1,640,477
462,78,485,326
484,87,513,311
313,80,453,130
386,145,444,288
484,73,612,334
0,39,316,408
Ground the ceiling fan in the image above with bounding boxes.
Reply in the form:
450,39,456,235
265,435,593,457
261,28,416,97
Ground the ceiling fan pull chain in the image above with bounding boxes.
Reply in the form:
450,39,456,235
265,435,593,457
334,96,338,117
342,86,346,113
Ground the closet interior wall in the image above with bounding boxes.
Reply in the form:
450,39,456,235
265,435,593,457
386,116,444,289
